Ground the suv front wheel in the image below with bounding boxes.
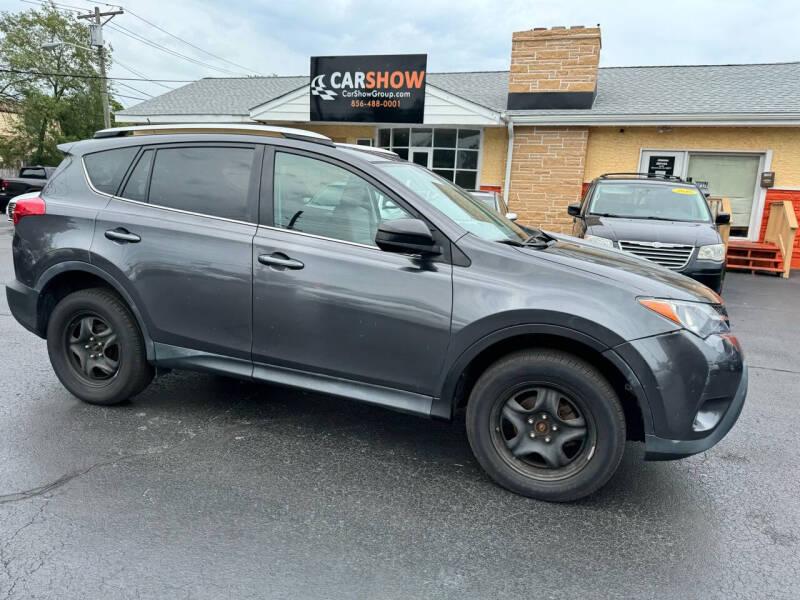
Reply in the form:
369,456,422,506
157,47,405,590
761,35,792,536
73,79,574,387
46,288,154,405
466,349,625,502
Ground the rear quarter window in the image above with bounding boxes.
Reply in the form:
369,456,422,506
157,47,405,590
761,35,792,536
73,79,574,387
83,147,139,195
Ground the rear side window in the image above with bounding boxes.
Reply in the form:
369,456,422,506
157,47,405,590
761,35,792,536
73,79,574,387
83,147,138,195
148,146,254,221
120,150,153,202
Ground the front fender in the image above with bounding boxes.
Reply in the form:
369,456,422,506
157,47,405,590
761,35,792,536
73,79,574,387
430,318,654,437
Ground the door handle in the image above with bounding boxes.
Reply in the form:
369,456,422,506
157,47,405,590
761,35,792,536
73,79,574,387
258,253,304,270
105,228,141,243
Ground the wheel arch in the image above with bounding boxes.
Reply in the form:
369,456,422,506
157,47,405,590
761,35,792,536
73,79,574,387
432,324,652,441
34,261,155,360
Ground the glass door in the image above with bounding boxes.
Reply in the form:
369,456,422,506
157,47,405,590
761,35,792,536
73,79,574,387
411,148,431,168
686,153,762,238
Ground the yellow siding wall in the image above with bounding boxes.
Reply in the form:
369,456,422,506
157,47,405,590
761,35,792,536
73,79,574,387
480,127,508,187
280,123,376,144
585,126,800,188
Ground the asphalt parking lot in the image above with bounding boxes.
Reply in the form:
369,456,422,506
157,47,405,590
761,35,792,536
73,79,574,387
1,220,798,599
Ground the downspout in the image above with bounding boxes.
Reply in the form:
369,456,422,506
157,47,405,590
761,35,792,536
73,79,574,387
502,112,514,208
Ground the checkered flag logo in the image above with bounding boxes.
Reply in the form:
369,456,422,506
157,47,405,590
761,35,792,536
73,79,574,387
311,75,337,100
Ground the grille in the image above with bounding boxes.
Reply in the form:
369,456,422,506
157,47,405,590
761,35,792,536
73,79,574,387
618,240,694,270
6,199,15,221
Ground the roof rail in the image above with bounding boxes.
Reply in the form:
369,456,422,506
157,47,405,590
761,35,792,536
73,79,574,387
334,143,399,157
598,172,686,182
93,123,334,146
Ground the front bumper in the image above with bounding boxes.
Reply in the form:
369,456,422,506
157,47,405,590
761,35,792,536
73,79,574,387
5,278,42,336
644,365,747,460
615,329,746,461
680,260,725,292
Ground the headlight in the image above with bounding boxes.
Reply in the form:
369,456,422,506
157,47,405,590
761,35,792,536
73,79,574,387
639,298,730,338
697,243,725,262
584,235,614,248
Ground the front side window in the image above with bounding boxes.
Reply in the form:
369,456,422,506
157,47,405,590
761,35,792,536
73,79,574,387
377,162,525,243
148,146,254,221
588,183,712,222
84,146,139,195
273,152,411,247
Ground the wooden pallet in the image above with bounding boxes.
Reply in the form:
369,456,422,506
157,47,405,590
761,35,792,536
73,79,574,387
726,241,783,274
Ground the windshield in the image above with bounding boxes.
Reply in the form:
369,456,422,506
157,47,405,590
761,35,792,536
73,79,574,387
588,182,712,222
377,162,527,242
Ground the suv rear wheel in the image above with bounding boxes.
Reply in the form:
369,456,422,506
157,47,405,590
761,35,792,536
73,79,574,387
46,288,154,405
466,349,625,502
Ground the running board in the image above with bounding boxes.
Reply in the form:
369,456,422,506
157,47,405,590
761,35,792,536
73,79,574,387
152,342,433,418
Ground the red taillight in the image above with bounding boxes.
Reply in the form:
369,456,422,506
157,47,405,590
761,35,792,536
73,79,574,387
0,179,7,190
12,196,46,225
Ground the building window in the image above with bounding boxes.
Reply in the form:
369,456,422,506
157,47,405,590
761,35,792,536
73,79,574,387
377,127,480,190
356,138,373,146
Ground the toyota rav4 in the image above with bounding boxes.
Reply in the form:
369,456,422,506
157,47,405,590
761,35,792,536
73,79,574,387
5,124,747,501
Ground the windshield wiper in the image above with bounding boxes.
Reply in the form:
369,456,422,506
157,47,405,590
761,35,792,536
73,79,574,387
496,238,525,247
523,228,556,249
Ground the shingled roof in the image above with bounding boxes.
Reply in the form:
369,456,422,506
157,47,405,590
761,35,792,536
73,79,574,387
117,62,800,123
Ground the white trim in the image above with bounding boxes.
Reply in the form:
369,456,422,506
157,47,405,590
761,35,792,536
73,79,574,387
116,114,254,124
509,112,800,127
248,83,504,126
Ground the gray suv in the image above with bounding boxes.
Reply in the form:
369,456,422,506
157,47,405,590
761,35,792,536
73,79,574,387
5,124,747,502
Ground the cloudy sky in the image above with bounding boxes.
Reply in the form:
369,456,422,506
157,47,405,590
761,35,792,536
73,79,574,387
2,0,799,107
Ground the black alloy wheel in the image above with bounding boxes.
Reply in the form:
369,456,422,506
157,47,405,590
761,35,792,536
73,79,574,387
47,288,154,405
492,385,595,481
64,313,121,382
466,349,626,502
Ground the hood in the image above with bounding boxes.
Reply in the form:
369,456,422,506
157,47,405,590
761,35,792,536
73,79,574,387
585,215,721,246
517,233,720,303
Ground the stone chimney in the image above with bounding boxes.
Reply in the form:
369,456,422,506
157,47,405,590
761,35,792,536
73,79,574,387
507,25,601,110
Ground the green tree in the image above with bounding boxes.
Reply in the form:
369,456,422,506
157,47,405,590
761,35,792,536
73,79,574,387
0,1,116,166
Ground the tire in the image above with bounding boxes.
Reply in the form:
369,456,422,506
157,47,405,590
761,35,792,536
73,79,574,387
466,349,625,502
46,288,154,405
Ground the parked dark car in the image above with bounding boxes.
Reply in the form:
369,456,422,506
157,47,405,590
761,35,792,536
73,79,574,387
0,165,55,212
5,125,747,501
569,173,729,293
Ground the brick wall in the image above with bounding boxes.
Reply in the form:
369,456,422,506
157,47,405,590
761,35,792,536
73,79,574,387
508,126,589,232
509,26,601,94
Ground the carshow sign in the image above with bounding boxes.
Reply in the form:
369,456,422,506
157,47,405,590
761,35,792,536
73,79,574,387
310,54,427,123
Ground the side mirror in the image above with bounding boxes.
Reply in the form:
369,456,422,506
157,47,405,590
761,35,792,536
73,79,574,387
567,204,581,217
715,212,731,225
505,212,518,221
375,218,440,256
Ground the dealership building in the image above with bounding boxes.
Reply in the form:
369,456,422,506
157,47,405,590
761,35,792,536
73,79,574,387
118,26,800,268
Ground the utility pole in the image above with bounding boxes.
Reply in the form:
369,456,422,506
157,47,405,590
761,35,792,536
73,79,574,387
77,6,123,129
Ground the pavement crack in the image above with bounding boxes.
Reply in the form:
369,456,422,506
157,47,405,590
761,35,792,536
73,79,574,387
748,364,800,375
0,453,149,505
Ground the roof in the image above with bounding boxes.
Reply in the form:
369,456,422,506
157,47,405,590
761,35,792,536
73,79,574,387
118,62,800,124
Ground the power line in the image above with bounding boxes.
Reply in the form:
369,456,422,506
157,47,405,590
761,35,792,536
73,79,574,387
86,1,262,75
121,7,261,75
106,22,244,76
115,80,152,98
114,92,147,102
1,67,198,82
113,58,175,91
